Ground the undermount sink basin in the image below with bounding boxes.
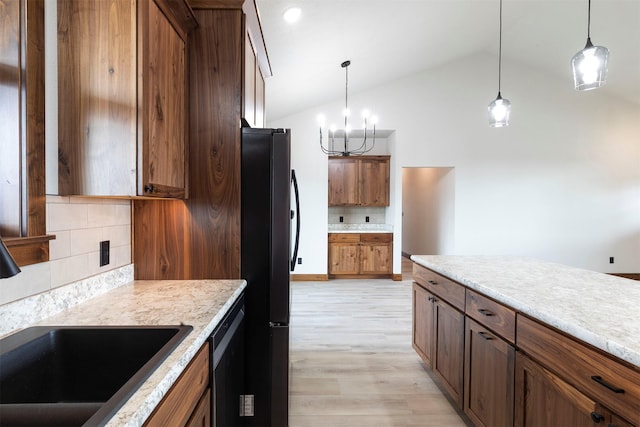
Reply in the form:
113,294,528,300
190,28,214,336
0,325,192,426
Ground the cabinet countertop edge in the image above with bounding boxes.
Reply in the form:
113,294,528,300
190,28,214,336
20,278,246,427
411,255,640,369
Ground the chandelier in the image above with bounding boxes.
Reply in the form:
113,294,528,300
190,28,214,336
318,60,378,156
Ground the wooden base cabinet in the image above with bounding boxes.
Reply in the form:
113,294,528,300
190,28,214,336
411,281,464,408
464,318,515,427
145,342,210,427
514,352,632,427
412,283,435,366
328,233,392,277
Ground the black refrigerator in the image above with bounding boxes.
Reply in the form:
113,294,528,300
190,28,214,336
241,127,300,427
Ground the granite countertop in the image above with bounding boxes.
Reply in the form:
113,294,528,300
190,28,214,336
328,223,393,233
411,255,640,368
27,278,246,427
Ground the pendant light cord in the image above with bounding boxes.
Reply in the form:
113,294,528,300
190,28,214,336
498,0,503,94
587,0,591,38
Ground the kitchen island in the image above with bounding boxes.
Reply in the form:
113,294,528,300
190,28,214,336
2,277,246,427
411,255,640,427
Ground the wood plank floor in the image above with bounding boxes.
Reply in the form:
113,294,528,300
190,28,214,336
289,260,471,426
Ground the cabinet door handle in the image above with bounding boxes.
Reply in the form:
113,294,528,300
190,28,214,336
590,412,605,423
428,280,438,285
591,376,625,394
478,331,494,340
477,308,495,317
144,184,155,193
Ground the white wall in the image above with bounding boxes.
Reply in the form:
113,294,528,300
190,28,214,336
268,52,640,274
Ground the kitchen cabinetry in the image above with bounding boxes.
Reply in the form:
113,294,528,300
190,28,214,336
464,289,516,427
133,0,272,280
243,28,266,128
412,260,640,427
328,156,390,206
57,0,195,198
328,233,392,277
412,264,465,407
516,315,639,427
144,341,210,427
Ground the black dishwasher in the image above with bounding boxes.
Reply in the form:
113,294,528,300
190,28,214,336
211,294,245,427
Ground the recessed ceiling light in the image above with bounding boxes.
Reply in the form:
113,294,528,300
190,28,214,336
283,7,301,23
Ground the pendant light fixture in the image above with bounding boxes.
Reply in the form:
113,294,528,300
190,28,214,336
488,0,511,128
572,0,609,90
318,60,378,156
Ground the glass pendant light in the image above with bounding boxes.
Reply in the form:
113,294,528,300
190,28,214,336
488,0,511,127
572,0,609,90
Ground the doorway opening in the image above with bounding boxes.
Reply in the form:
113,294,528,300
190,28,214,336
401,167,455,258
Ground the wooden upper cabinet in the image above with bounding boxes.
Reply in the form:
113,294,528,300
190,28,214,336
57,0,195,198
328,156,390,206
242,10,267,128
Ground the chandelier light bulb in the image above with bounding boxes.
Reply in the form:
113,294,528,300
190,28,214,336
362,110,370,119
371,115,379,125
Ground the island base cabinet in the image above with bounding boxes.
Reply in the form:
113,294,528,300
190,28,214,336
464,318,515,427
412,283,435,366
515,352,636,427
433,295,465,408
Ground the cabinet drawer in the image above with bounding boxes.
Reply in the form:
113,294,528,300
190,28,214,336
328,233,360,243
517,315,640,424
360,233,392,243
465,289,516,344
413,263,465,311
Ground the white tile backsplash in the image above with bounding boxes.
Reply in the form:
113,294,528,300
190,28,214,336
328,206,387,224
0,196,133,306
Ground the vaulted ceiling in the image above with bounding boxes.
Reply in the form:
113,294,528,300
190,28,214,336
256,0,640,121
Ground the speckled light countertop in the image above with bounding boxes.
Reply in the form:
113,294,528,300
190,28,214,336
23,278,246,427
411,255,640,368
328,223,393,233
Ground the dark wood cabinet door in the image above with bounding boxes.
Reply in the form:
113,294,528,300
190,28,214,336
358,157,389,206
141,0,187,198
328,158,359,205
464,318,515,427
412,283,435,367
433,297,465,408
515,352,602,427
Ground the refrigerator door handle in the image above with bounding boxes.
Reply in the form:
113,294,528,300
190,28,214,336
290,169,301,271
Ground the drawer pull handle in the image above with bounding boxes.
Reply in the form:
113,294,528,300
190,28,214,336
591,376,625,394
478,308,495,317
590,412,605,424
428,280,438,285
478,331,494,340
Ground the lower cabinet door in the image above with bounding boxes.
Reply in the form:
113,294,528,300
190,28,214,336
186,388,211,427
328,242,359,275
412,283,435,366
359,242,391,274
464,318,515,427
433,297,465,408
515,352,602,427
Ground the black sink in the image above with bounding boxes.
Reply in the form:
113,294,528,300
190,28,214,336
0,325,192,426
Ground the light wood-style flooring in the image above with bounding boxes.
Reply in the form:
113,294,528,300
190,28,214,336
289,258,470,426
